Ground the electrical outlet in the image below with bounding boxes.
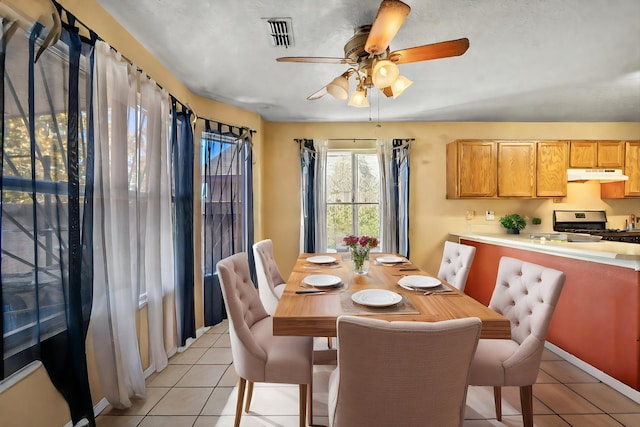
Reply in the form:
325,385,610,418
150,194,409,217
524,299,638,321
465,210,475,220
486,210,495,220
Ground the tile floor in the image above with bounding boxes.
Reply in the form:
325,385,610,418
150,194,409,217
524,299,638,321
96,320,640,427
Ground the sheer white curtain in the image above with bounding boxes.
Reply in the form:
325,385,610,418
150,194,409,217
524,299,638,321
138,76,178,372
91,41,145,408
377,139,396,253
314,139,328,252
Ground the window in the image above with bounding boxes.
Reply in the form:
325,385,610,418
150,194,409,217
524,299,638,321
1,29,91,379
326,150,380,251
201,130,252,277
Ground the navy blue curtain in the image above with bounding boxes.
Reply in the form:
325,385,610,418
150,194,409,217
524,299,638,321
1,11,96,426
202,122,254,327
298,139,316,253
171,100,195,346
392,138,410,258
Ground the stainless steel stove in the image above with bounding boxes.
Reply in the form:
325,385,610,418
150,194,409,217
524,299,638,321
552,210,640,244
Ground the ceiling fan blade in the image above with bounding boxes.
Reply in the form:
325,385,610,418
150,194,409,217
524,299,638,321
307,86,328,100
365,0,411,55
389,38,470,64
277,56,356,65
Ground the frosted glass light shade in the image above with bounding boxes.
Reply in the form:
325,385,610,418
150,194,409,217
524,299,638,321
372,59,400,89
389,74,413,98
327,75,349,100
348,89,369,108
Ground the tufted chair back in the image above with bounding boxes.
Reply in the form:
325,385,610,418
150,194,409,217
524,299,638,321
437,241,477,291
490,256,565,347
217,252,270,381
253,239,286,315
468,256,565,427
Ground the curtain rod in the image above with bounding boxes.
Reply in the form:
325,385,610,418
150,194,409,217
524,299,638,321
51,1,256,134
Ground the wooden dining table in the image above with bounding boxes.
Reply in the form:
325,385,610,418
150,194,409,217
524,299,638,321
273,253,511,339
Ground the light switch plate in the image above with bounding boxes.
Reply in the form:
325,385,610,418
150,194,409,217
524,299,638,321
486,210,495,220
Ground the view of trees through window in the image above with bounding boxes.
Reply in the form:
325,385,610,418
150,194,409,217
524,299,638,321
326,151,380,251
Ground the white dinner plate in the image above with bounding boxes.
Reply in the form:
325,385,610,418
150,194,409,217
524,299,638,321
351,289,402,307
306,255,337,264
377,256,404,264
303,274,342,288
398,275,441,289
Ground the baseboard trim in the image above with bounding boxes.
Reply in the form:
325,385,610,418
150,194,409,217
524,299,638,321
544,341,640,403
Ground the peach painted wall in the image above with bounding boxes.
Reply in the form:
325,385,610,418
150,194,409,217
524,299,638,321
261,122,640,277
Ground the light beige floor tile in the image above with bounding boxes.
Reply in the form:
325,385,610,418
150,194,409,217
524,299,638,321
536,369,559,384
197,347,233,364
175,364,227,387
464,415,571,427
146,365,190,388
201,385,302,416
196,415,304,427
212,334,231,347
540,360,599,383
218,365,239,387
137,415,197,427
207,321,229,334
567,383,640,414
96,415,144,427
561,414,625,426
465,385,552,419
200,386,235,416
190,333,219,348
611,413,640,426
534,383,603,414
101,387,170,416
541,348,564,361
168,347,207,365
149,387,213,415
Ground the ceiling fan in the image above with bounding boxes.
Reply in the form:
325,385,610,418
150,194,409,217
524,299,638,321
276,0,469,107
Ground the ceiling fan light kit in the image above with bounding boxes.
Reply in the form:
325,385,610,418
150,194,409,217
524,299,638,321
277,0,469,107
372,58,400,88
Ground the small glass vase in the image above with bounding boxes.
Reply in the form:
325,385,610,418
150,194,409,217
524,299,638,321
351,249,370,275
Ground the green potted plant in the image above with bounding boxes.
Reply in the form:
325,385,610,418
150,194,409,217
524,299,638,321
499,213,527,234
531,217,542,225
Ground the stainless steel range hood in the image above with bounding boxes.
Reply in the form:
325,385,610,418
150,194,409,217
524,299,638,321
567,169,629,182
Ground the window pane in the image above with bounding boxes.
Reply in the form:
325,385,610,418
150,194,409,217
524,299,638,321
356,154,379,203
326,205,353,251
326,153,352,203
356,205,380,237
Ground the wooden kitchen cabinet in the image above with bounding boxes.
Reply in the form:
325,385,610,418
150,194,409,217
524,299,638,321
537,141,568,197
446,140,497,198
497,141,535,197
570,140,624,168
601,141,640,198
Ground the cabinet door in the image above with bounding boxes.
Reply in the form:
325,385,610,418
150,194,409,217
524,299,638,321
624,141,640,197
570,141,597,167
498,142,535,197
537,141,568,197
458,141,496,197
597,141,625,168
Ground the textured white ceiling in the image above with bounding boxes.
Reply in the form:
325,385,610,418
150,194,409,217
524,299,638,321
97,0,640,122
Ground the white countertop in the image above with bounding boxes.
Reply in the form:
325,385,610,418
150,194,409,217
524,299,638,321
451,232,640,271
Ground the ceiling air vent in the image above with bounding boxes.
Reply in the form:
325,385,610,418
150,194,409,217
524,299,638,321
262,17,294,48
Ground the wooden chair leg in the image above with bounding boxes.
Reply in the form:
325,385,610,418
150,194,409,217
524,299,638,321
299,384,308,427
307,381,313,426
327,336,332,349
244,381,254,412
235,377,247,427
520,385,534,427
493,386,502,421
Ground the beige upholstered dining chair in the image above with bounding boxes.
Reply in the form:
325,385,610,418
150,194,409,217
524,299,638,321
468,256,565,427
217,252,313,427
437,240,477,291
252,239,286,315
328,316,482,427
